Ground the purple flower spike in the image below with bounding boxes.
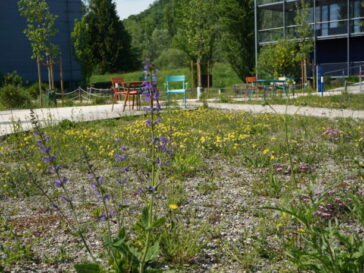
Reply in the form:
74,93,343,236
39,146,50,153
146,186,156,193
117,178,128,185
145,120,153,127
98,213,107,221
43,154,56,163
122,167,129,173
48,164,62,173
116,154,127,161
137,187,143,195
52,177,68,187
120,145,128,151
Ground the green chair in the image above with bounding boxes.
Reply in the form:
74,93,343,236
164,75,188,107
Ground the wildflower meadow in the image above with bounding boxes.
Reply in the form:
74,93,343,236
1,97,363,272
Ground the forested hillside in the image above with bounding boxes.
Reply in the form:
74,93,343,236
123,0,255,80
123,0,187,70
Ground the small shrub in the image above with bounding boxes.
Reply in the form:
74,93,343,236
26,82,48,99
1,71,26,87
347,75,359,83
0,84,31,108
57,119,77,130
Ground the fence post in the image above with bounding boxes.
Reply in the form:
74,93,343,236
197,87,202,100
79,87,82,103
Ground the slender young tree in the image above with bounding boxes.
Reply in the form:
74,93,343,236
72,0,136,76
18,0,60,104
173,0,218,88
294,0,313,87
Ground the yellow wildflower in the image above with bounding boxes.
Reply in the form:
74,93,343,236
168,204,178,210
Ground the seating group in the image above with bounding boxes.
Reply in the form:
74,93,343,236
111,75,188,111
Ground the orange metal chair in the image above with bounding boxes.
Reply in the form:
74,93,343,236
245,77,257,98
111,77,125,111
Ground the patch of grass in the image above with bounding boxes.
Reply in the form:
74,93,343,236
232,93,364,110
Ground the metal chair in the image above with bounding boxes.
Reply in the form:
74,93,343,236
164,75,188,107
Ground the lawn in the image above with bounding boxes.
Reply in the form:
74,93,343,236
1,108,363,272
90,63,242,92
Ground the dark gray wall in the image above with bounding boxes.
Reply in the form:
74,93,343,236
0,0,82,84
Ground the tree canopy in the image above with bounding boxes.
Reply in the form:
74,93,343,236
72,0,136,78
219,0,254,80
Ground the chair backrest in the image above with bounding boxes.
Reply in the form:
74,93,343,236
166,75,185,83
245,77,257,83
111,77,124,90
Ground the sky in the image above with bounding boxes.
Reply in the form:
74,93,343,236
115,0,155,20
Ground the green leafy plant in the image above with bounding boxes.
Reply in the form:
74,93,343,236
263,189,364,272
0,71,26,87
0,84,31,108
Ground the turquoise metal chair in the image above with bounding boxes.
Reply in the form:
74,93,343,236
164,75,188,107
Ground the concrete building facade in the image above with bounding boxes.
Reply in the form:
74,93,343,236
0,0,82,84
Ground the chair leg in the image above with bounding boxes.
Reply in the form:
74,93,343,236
123,94,129,112
184,92,186,108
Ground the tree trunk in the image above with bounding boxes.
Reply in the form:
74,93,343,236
303,58,307,86
50,59,54,90
59,56,64,104
301,60,304,91
197,58,202,88
37,57,43,106
191,60,194,90
207,61,210,90
47,59,51,90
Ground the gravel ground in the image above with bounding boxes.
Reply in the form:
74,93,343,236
2,153,362,272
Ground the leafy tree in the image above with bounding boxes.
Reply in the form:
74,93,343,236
72,16,94,83
257,39,299,79
219,0,254,81
173,0,218,87
18,0,59,102
72,0,136,77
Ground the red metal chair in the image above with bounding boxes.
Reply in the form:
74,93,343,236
245,77,257,98
111,77,124,111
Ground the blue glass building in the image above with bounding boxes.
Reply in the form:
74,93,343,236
0,0,82,84
254,0,364,76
